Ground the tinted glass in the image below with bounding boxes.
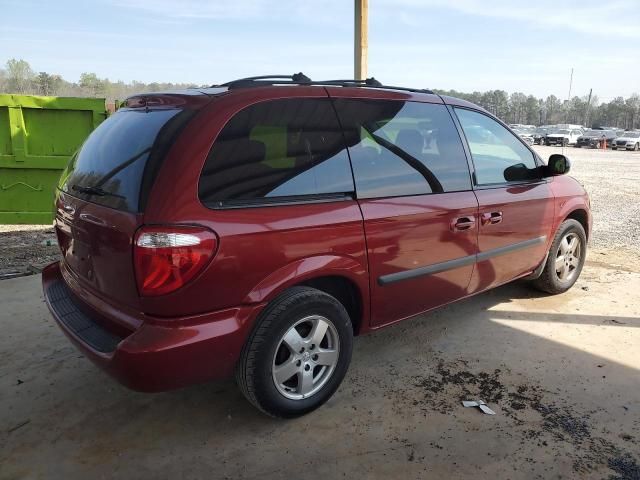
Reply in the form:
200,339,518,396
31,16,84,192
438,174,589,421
333,99,471,198
454,108,539,185
59,108,191,212
199,99,354,207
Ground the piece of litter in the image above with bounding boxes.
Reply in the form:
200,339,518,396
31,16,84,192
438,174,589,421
610,319,626,325
462,400,496,415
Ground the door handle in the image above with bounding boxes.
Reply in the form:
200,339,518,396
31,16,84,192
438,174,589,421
451,216,476,232
481,211,503,225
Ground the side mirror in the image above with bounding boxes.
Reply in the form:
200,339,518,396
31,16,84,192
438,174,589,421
504,163,536,182
546,154,571,176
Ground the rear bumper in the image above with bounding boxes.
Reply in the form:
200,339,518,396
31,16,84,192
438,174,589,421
42,262,264,392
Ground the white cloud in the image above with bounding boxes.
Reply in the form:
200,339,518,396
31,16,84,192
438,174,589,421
109,0,349,24
109,0,640,39
379,0,640,39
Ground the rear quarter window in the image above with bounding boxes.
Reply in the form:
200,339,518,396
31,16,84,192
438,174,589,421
59,108,193,212
198,98,355,208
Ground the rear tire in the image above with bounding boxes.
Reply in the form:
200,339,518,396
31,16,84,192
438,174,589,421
236,286,353,418
531,219,587,294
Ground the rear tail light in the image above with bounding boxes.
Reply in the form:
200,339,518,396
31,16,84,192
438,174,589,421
133,225,218,297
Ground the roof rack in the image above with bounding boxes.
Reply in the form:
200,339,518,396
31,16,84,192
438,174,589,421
219,73,312,89
213,73,434,95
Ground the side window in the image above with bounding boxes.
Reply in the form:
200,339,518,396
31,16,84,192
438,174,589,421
332,99,471,199
454,108,539,185
199,98,354,207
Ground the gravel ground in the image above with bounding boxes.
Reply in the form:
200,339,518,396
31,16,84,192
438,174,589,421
1,145,638,276
532,144,640,253
0,224,59,277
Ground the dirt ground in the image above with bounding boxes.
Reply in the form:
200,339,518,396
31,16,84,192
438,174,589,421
0,146,639,479
1,247,639,479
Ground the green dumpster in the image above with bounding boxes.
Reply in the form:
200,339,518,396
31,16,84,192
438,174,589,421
0,94,106,224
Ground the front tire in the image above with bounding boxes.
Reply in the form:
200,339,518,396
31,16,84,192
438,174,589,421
531,219,587,294
634,143,639,151
236,286,354,418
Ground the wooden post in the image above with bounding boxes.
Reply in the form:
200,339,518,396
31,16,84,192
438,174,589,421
354,0,368,80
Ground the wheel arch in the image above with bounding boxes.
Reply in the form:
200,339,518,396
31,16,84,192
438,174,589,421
565,208,590,240
243,255,370,335
297,276,364,336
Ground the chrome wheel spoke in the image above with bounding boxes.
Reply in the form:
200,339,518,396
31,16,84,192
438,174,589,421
558,263,569,280
273,358,299,384
559,239,570,255
282,328,305,354
569,256,579,267
314,348,338,366
309,319,329,346
555,255,565,270
298,369,314,396
568,237,578,252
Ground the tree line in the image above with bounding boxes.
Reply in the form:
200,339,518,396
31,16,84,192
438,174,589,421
0,58,196,107
435,88,640,130
1,58,639,129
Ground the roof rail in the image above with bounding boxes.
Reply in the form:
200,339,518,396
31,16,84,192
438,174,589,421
217,73,312,89
213,73,434,95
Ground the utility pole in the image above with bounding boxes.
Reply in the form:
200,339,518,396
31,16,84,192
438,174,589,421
584,88,592,127
354,0,368,80
565,67,573,123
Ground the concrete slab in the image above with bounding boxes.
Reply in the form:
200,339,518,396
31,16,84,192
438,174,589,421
1,250,639,479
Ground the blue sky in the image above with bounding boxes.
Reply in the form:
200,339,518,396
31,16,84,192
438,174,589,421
2,0,638,100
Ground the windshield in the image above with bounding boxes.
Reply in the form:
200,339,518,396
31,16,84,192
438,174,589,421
555,129,570,134
623,132,640,138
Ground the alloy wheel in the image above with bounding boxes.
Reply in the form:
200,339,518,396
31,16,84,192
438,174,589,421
555,232,582,282
272,315,340,400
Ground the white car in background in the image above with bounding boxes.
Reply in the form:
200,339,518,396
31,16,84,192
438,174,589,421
512,127,535,145
546,128,583,146
612,131,640,151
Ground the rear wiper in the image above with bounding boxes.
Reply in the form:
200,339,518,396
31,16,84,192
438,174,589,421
71,184,108,196
71,184,127,199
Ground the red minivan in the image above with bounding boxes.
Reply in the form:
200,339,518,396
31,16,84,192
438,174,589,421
43,75,591,417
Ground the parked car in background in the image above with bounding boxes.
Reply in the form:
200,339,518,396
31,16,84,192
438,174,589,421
546,128,583,146
557,124,585,131
534,126,554,145
575,129,617,148
512,127,535,145
612,131,640,151
41,74,592,418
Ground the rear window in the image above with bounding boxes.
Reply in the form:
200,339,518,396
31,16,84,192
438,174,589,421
59,108,193,212
198,98,355,208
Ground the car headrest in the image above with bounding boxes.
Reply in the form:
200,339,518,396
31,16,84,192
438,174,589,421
396,129,423,156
